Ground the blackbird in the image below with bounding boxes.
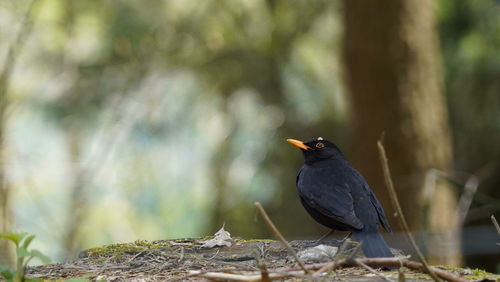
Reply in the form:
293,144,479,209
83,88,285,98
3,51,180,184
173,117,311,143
287,137,393,258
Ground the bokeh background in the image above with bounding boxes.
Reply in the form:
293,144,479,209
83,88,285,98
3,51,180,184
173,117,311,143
0,0,499,272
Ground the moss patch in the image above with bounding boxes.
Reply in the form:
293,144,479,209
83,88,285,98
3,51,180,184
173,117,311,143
434,265,499,280
83,243,145,258
82,240,178,259
466,268,498,280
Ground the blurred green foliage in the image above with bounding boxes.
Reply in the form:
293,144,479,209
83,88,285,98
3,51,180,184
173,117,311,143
2,0,345,261
439,0,500,171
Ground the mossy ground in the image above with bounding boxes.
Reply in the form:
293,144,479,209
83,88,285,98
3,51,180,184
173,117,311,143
25,237,499,281
434,265,498,281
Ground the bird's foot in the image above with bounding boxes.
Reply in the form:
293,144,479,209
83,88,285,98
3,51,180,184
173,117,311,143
339,232,352,244
315,230,335,244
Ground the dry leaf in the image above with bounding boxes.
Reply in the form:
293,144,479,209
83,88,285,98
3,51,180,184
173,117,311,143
201,226,233,248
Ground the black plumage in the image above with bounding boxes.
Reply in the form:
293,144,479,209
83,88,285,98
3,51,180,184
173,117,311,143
287,137,393,258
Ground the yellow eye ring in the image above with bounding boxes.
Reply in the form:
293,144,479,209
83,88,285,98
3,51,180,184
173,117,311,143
316,142,324,149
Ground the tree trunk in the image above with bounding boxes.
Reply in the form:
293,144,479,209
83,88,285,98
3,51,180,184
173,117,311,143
61,124,87,259
0,68,13,266
0,148,13,268
0,0,36,267
343,0,461,265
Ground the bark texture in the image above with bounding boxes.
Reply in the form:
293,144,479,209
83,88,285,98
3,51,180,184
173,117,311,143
343,0,460,265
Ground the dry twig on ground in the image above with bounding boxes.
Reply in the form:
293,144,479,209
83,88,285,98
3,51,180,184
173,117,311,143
254,202,310,274
309,257,465,282
354,258,394,282
187,269,308,281
352,258,466,282
201,257,468,282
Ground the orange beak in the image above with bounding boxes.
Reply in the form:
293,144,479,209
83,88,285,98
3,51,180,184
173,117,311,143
287,139,311,150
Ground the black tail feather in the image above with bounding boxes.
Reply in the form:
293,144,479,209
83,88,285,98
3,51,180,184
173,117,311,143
353,230,393,258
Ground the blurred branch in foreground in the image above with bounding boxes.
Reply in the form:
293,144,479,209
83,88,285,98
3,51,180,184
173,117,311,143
491,215,500,246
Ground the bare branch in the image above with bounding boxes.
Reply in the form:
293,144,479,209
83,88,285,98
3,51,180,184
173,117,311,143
492,215,500,246
312,258,344,276
257,261,271,282
188,269,305,281
187,257,467,282
254,202,310,274
357,258,466,282
311,258,466,282
423,167,492,228
354,258,394,282
377,140,441,282
491,215,500,235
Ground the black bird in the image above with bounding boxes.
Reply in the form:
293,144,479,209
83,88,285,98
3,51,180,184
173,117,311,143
287,137,393,258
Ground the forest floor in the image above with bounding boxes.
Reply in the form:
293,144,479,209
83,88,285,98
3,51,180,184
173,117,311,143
26,233,498,282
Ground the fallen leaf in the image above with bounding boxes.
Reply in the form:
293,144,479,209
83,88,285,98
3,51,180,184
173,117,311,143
201,226,233,248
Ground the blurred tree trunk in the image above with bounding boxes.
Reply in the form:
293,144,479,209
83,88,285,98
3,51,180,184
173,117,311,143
0,64,13,267
344,0,461,265
58,2,86,259
0,0,36,266
61,124,87,259
0,112,13,268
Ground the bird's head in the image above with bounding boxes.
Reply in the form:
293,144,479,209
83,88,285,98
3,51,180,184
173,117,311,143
287,137,344,164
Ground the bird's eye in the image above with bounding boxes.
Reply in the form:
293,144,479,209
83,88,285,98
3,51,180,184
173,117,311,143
315,142,325,149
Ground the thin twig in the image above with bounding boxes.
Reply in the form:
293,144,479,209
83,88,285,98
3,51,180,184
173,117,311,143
359,258,466,282
187,270,306,281
257,261,271,282
310,258,465,282
455,174,479,226
126,250,146,263
354,258,394,282
333,236,353,260
491,214,500,245
204,257,466,282
398,266,406,282
377,140,441,282
172,257,467,282
346,240,362,259
177,246,184,262
206,249,220,260
491,215,500,235
313,258,345,276
423,167,490,228
316,229,335,243
254,202,309,274
169,270,207,282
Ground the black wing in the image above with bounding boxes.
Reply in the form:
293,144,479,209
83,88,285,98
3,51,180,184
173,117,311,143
365,183,392,232
296,167,364,230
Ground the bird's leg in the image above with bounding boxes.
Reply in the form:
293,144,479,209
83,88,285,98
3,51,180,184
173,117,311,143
315,229,335,244
339,232,352,244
